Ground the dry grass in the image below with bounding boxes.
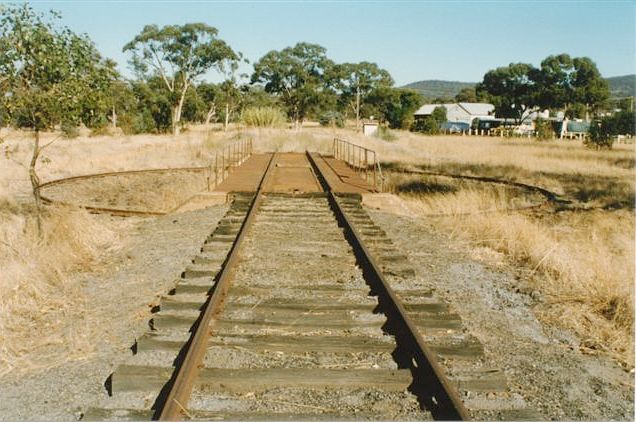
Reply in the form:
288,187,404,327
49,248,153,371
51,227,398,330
0,123,633,372
0,201,119,374
379,136,634,367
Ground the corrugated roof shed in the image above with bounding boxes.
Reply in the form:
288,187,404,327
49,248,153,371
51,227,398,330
457,103,495,116
414,104,453,116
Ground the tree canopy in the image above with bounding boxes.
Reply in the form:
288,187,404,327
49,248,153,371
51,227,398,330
0,4,115,132
331,61,393,127
123,23,238,134
477,54,609,122
251,42,335,126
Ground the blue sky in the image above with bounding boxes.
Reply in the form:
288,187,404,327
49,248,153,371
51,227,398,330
21,1,636,85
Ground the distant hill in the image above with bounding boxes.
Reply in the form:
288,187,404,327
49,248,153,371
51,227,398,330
404,74,635,100
606,75,636,98
401,80,475,100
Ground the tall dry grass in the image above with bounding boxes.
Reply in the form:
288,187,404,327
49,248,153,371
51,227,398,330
0,201,119,374
386,172,634,367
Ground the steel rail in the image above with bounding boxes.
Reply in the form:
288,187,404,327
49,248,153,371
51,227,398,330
36,167,207,217
306,151,470,421
155,153,277,420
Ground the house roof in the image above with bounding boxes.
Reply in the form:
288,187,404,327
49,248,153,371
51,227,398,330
413,104,453,115
457,103,495,116
414,102,495,117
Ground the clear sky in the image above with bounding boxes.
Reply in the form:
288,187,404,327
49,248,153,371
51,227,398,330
21,0,636,86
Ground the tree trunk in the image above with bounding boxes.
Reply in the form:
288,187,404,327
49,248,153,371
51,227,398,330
30,129,42,237
224,103,229,131
205,104,216,125
173,85,189,136
111,105,117,129
356,85,361,131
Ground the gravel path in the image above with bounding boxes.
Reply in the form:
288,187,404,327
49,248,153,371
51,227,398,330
367,208,634,420
0,205,228,421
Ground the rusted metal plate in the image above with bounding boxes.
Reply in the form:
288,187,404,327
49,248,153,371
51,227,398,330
262,153,322,193
215,152,376,195
214,154,273,193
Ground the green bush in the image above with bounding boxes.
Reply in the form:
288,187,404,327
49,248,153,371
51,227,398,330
319,111,345,128
241,106,287,128
586,110,635,149
375,126,397,141
534,118,554,140
411,106,446,134
117,110,156,135
60,121,79,139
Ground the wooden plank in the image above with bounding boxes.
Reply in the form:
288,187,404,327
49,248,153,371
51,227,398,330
209,334,395,353
111,365,412,393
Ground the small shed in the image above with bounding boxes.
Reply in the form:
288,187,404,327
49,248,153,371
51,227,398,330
362,120,379,136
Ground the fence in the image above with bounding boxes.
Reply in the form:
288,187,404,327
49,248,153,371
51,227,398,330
332,138,384,191
206,138,253,191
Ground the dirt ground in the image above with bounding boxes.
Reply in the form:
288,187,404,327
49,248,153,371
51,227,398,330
0,205,227,421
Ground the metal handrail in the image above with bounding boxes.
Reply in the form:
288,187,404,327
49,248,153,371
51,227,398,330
332,137,385,191
206,138,253,191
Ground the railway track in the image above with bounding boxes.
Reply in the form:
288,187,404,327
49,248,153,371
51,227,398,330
85,152,539,421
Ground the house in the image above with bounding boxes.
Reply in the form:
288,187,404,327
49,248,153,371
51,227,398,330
414,102,495,126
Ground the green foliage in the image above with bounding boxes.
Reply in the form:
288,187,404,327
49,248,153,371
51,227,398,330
455,87,478,103
587,110,635,149
130,78,172,132
241,86,280,109
413,106,446,134
534,118,554,140
367,87,422,129
123,23,238,134
0,4,117,131
331,62,393,120
241,106,287,128
318,111,345,128
61,122,80,139
476,63,535,123
251,42,335,124
477,54,609,121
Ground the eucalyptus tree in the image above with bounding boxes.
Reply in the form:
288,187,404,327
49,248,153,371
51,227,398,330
476,63,537,123
123,23,238,135
0,4,116,233
332,62,393,129
251,42,335,128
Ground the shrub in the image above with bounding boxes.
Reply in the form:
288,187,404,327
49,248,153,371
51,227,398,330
319,111,345,128
60,122,79,139
89,125,112,137
241,106,287,128
375,126,397,141
534,118,554,140
586,111,635,149
412,106,446,134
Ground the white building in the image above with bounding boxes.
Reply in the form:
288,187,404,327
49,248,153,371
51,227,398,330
414,102,495,126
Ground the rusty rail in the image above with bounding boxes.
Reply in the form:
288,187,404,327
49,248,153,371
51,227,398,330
307,151,470,421
156,152,276,420
332,138,384,191
207,138,253,191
